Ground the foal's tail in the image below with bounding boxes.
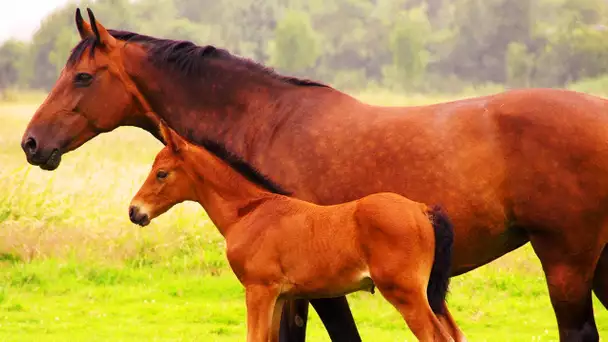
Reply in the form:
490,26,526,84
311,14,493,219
426,204,454,315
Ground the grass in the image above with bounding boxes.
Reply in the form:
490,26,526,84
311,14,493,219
0,92,606,341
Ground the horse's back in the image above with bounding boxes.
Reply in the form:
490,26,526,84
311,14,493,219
265,88,608,273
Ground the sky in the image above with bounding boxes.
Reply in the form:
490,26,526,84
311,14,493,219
0,0,71,42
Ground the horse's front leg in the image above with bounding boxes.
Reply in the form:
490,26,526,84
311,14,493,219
245,284,281,342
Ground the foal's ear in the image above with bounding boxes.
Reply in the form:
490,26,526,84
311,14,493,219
86,8,117,48
158,121,182,154
75,8,95,40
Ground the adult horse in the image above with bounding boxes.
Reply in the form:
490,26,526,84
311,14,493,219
22,8,607,342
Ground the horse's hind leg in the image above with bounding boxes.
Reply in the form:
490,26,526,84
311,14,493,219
310,297,362,342
530,231,603,342
375,282,453,342
593,244,608,309
278,299,308,342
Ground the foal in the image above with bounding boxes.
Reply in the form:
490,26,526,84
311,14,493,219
129,123,457,342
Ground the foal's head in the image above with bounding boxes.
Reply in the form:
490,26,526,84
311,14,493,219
129,123,195,226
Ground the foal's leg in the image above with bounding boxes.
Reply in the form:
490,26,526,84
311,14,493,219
369,250,452,340
270,298,286,342
437,303,467,342
529,231,603,342
375,281,453,342
592,245,608,309
245,284,280,342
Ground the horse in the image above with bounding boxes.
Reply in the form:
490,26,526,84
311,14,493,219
129,120,457,342
21,8,607,341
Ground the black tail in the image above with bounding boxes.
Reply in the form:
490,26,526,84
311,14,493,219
426,205,454,315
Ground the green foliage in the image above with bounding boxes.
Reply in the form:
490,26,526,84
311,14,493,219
5,0,608,92
0,40,28,93
506,42,533,87
385,7,431,89
48,27,79,75
270,10,320,73
0,249,606,340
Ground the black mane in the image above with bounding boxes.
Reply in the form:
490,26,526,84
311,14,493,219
67,30,316,196
68,29,330,88
197,138,291,196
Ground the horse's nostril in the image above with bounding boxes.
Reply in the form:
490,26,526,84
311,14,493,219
24,137,37,154
129,206,136,220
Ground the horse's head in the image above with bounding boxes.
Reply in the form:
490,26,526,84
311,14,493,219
21,9,147,170
129,121,195,226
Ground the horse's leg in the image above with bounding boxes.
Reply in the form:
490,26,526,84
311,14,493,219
437,303,467,342
278,299,308,342
310,297,362,342
246,284,280,342
592,244,608,309
529,231,603,342
270,298,286,342
375,282,453,342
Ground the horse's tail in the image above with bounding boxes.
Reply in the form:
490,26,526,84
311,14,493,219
426,204,454,315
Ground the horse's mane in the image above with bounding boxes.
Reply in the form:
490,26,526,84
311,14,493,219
67,30,319,196
68,29,330,88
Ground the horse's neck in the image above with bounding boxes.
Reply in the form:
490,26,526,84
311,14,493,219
123,47,320,158
183,148,270,235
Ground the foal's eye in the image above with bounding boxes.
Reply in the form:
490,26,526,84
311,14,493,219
156,170,168,180
74,72,94,87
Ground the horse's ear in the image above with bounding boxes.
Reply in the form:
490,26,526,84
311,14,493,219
75,8,94,39
158,121,182,154
86,8,116,48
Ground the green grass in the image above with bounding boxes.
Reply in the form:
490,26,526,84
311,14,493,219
0,93,606,341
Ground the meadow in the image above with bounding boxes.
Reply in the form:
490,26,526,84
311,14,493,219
0,91,606,341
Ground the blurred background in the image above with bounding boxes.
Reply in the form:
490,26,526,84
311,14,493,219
0,1,607,341
3,0,608,97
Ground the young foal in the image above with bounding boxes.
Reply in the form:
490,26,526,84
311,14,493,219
129,123,457,342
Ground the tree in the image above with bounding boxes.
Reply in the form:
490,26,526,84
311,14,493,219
48,27,79,75
436,0,532,84
383,6,431,89
506,42,533,87
0,40,27,94
269,10,320,74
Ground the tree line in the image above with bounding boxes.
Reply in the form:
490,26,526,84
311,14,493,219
1,0,608,94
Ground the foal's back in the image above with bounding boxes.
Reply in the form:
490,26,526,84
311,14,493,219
226,192,433,298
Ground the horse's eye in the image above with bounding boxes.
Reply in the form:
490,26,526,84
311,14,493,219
74,72,94,87
156,170,168,180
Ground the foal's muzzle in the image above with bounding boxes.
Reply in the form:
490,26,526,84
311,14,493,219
129,205,150,226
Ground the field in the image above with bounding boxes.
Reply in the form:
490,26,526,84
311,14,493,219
0,92,606,341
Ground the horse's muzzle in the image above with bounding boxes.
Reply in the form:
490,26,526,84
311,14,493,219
129,205,150,226
21,135,62,170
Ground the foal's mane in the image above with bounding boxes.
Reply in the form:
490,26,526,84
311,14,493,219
68,29,330,88
195,137,291,196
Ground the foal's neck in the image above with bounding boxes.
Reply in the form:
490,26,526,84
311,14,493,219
182,147,273,236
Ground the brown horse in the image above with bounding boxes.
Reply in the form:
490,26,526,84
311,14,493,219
21,8,607,342
129,121,457,342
